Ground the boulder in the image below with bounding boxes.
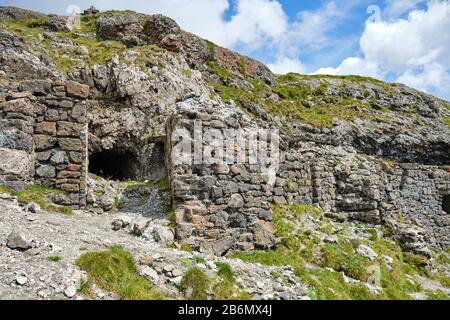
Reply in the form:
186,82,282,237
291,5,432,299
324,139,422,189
7,228,33,250
152,226,175,244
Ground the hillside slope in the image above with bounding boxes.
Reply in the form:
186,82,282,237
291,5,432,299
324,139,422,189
0,7,449,300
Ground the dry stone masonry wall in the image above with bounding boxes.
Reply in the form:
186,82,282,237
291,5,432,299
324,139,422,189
165,104,449,255
0,79,89,207
166,102,278,255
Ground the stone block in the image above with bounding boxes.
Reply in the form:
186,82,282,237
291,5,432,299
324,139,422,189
57,121,83,137
35,121,56,135
58,138,82,151
34,135,56,150
66,81,89,98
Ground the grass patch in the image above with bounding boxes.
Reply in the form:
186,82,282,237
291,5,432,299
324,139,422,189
76,245,164,300
181,243,194,253
230,203,448,300
167,209,176,228
48,256,62,262
0,185,12,193
15,185,72,215
179,267,210,300
443,116,450,128
77,278,94,298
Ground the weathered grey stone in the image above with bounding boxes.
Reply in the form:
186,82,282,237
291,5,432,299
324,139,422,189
153,226,175,244
0,148,32,176
36,165,56,178
357,244,378,261
229,194,244,209
7,228,33,250
50,151,68,165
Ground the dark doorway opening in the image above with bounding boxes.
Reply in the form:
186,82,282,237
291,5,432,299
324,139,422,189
443,195,450,214
89,149,140,181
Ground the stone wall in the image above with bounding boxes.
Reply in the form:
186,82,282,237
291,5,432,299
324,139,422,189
275,146,450,251
166,106,449,255
0,79,89,207
166,106,277,255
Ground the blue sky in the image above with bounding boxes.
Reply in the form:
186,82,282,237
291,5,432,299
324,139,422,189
2,0,449,100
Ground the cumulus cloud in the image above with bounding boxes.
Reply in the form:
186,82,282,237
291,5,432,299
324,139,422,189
108,0,289,49
314,1,450,100
315,57,382,78
383,0,427,18
268,57,305,74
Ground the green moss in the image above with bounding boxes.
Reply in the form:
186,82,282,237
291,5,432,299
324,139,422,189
73,35,126,67
76,245,164,300
179,267,210,300
320,242,370,281
113,197,123,211
133,44,166,70
158,178,170,190
15,185,72,215
79,15,98,33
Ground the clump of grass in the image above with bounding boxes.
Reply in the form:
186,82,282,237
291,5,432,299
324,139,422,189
25,17,48,28
296,268,376,300
181,68,193,78
194,256,205,264
0,185,12,194
443,116,450,128
181,243,194,253
48,256,62,262
179,267,210,300
157,178,170,190
15,185,72,215
76,245,164,300
426,291,450,300
167,209,176,228
212,262,249,300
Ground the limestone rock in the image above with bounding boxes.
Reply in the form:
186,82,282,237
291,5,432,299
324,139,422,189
152,226,175,244
357,244,378,261
7,228,33,250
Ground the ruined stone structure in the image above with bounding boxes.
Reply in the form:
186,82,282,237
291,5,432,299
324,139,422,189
0,7,448,257
165,104,450,255
0,80,89,207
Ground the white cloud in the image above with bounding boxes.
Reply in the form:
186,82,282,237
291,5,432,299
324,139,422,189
315,57,383,79
92,0,289,49
383,0,427,18
268,57,305,74
314,1,450,100
397,62,450,96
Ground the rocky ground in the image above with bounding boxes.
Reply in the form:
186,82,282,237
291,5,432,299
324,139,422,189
1,189,448,300
0,192,309,300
